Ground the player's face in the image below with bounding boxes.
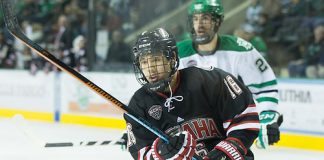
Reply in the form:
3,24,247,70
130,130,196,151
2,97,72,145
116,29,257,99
192,13,215,36
139,52,171,83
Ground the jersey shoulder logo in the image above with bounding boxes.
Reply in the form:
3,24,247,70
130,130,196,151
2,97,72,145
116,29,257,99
148,105,162,120
236,37,253,50
226,75,242,95
223,75,242,99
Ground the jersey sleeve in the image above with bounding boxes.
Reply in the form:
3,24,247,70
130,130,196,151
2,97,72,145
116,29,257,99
213,69,260,149
237,48,279,113
124,93,156,160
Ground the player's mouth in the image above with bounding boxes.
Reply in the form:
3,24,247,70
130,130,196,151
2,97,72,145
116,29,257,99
149,75,159,82
197,29,206,35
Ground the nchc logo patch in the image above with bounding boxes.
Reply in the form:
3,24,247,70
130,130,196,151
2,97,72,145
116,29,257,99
148,105,162,120
224,75,242,99
226,75,242,95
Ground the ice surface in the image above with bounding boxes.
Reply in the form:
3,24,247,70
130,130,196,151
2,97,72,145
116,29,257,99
0,117,323,160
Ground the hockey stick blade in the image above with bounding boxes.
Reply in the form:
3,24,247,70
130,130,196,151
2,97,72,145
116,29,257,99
12,114,46,147
0,0,170,144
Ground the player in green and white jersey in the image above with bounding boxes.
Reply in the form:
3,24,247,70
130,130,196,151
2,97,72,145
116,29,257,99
177,0,283,149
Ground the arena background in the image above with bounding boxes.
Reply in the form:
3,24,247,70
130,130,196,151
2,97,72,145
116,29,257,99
0,0,323,158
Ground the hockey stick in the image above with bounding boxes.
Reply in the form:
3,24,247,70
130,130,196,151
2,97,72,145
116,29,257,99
45,139,124,148
13,114,122,148
0,0,169,144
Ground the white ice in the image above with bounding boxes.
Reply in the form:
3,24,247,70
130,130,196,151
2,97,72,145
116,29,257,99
0,116,323,160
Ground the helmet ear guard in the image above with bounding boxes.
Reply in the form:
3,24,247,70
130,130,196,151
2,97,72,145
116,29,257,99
132,28,179,92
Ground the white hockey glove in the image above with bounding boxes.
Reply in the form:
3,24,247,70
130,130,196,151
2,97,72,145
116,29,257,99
151,131,196,160
256,110,283,149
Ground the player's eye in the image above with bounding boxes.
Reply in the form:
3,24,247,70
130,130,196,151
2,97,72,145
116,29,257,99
154,56,162,62
140,59,148,65
201,15,212,23
193,16,199,22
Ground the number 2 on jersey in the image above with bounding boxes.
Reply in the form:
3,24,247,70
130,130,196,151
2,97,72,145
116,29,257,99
255,58,268,72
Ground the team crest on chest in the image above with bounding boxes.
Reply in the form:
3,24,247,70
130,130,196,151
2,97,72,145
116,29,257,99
148,105,162,120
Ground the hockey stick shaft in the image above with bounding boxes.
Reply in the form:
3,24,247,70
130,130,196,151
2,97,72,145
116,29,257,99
45,139,122,147
0,0,169,144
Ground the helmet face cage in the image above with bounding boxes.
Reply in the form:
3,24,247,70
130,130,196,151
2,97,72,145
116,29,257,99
132,28,179,91
188,0,224,44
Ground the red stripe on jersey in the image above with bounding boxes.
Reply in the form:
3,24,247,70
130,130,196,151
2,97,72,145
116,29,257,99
138,146,149,160
248,104,256,107
236,112,259,118
225,120,260,132
224,119,232,123
223,104,257,123
246,128,260,131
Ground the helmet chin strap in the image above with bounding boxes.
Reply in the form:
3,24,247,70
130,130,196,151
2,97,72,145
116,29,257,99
193,26,217,45
196,33,219,55
146,70,174,92
146,78,170,92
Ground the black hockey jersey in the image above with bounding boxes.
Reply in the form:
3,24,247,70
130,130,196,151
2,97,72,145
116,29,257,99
124,67,259,159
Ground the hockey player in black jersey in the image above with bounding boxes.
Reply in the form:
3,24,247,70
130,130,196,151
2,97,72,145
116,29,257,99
124,28,260,160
